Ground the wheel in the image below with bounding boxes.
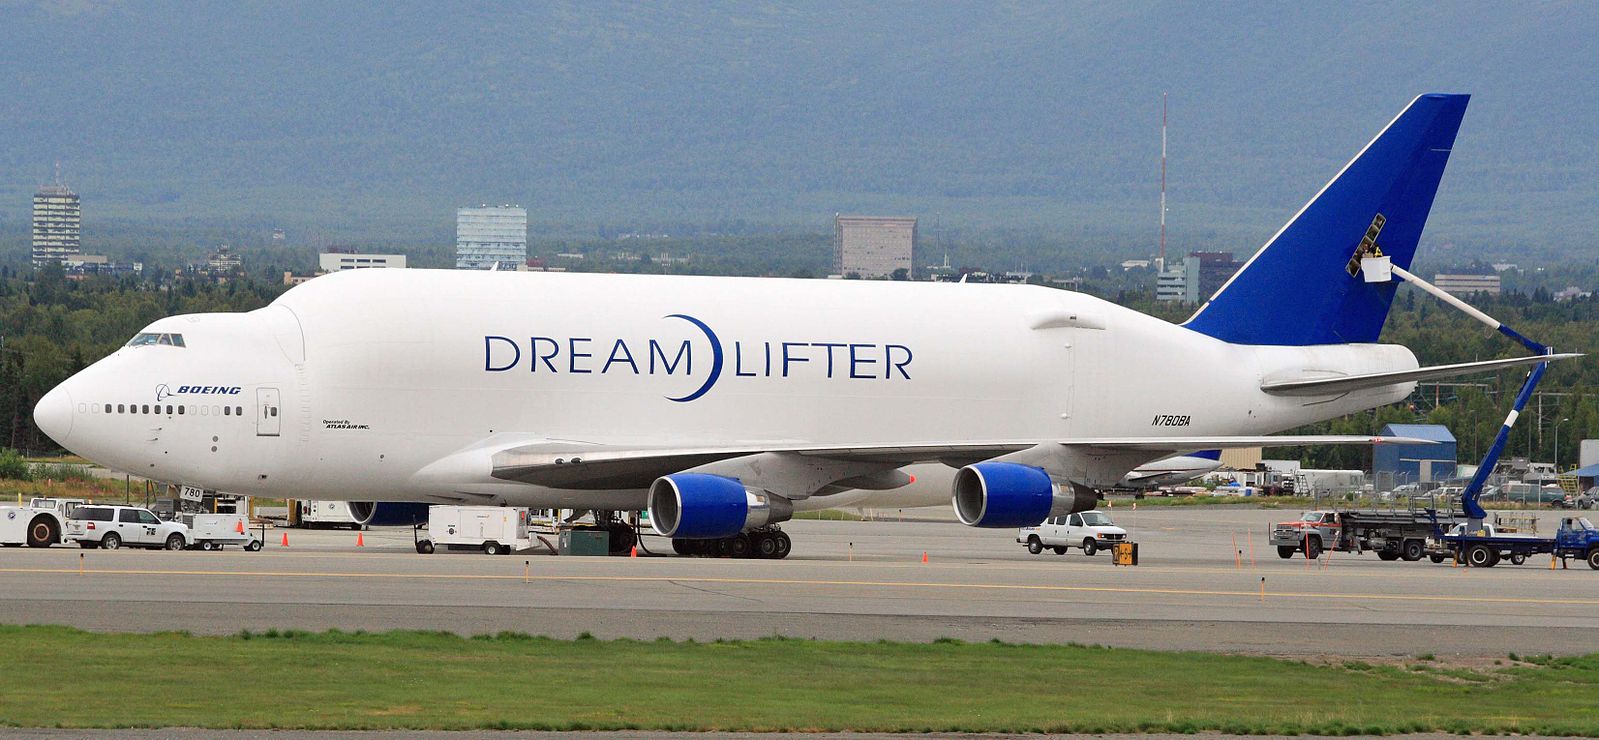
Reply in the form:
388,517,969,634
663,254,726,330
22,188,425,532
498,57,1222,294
483,541,502,556
1466,544,1494,567
1026,536,1043,555
1081,538,1097,557
1277,545,1297,559
1509,553,1527,566
200,541,214,551
416,539,435,554
1587,548,1599,570
165,534,186,551
715,538,734,557
245,540,262,552
1377,551,1400,561
1402,540,1425,562
772,531,791,559
100,532,122,550
754,533,778,558
608,527,636,555
672,538,689,555
1052,546,1068,555
26,516,57,548
730,534,753,558
1429,554,1446,564
1304,537,1322,560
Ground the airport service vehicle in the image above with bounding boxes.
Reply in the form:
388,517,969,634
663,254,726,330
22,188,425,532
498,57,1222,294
64,505,188,550
183,512,262,551
1018,510,1127,556
0,497,87,547
36,94,1567,557
416,505,533,555
1270,508,1450,561
288,499,375,530
1439,517,1599,569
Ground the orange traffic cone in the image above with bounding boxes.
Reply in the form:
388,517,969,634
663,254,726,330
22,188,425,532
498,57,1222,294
235,519,245,534
356,531,365,547
280,532,289,547
921,551,928,564
630,545,637,558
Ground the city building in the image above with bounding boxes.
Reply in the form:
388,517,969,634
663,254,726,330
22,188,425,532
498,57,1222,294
456,205,527,270
318,249,407,272
1183,251,1239,303
1373,423,1457,485
834,215,916,279
1431,274,1500,296
32,182,81,267
1155,264,1187,301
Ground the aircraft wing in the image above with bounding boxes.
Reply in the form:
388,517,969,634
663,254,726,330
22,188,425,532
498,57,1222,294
488,435,1432,490
1260,354,1580,397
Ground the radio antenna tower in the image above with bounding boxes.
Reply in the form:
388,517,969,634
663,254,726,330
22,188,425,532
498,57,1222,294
1157,92,1168,272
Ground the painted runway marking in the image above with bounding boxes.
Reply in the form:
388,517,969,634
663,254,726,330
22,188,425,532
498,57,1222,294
2,567,1597,607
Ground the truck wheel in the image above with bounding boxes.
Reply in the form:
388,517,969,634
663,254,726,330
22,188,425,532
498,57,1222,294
1277,546,1297,559
165,534,186,551
1402,540,1425,562
1377,551,1400,561
1052,546,1068,555
1305,537,1322,559
416,539,434,554
1466,544,1494,568
100,533,122,550
1081,538,1097,557
1588,548,1599,570
1026,536,1043,555
1429,554,1445,564
483,541,502,556
245,540,263,552
26,516,58,548
1509,553,1527,566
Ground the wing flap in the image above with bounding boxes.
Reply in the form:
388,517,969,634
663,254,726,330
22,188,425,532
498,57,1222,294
1261,354,1579,397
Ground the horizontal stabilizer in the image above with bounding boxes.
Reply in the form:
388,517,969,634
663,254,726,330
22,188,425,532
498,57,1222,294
1260,354,1580,397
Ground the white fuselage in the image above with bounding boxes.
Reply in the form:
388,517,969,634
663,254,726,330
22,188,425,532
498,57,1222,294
36,269,1417,508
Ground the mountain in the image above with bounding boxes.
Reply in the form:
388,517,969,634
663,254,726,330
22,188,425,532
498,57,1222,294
1,1,1596,262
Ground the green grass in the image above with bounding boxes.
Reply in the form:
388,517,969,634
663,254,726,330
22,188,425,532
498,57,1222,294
1,626,1596,734
792,509,864,521
1108,495,1315,509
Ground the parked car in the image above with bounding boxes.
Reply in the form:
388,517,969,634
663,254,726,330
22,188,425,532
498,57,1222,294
1017,510,1128,556
64,505,189,550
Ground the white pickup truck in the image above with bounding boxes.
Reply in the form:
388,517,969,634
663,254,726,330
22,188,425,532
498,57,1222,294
1017,510,1129,556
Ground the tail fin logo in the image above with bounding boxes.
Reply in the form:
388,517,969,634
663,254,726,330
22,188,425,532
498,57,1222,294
1344,213,1388,277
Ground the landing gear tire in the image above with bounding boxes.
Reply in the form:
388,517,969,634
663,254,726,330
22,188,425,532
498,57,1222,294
754,533,779,559
100,533,121,550
415,539,434,554
730,534,753,559
672,538,689,556
1277,546,1297,559
608,527,636,556
165,534,186,551
772,531,791,559
26,517,57,548
483,541,503,556
1510,553,1527,566
1053,546,1068,555
1081,539,1098,557
1402,540,1426,562
1026,536,1043,555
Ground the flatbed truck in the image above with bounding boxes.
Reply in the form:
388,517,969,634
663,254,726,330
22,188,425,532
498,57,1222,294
1439,516,1599,568
1270,507,1454,561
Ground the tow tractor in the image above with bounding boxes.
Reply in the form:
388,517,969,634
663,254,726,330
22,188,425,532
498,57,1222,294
1358,256,1593,568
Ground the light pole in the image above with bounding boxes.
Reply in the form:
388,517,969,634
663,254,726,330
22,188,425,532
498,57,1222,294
1555,417,1570,472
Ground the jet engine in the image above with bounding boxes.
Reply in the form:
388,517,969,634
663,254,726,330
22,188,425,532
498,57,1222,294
647,473,793,539
951,461,1095,528
347,502,377,526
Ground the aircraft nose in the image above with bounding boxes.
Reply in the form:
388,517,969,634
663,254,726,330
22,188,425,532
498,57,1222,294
33,385,74,444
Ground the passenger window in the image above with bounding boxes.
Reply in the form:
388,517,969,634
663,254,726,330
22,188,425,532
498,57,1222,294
236,406,243,417
1069,514,1080,527
202,406,210,416
178,405,185,415
224,406,231,416
117,404,125,413
137,511,159,525
142,404,149,414
104,404,111,413
118,509,140,523
270,407,278,417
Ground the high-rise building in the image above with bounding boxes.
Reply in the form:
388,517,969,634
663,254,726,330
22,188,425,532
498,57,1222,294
835,215,916,279
456,205,527,270
32,182,81,267
1182,251,1240,303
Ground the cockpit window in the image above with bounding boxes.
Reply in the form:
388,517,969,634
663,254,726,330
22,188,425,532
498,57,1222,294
126,332,185,348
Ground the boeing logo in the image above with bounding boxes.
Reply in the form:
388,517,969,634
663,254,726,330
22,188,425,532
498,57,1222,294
484,314,913,402
156,383,243,402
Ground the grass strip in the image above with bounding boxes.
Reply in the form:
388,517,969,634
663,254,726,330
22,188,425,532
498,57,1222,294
0,626,1595,734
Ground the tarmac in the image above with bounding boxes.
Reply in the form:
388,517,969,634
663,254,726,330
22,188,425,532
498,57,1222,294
2,505,1598,658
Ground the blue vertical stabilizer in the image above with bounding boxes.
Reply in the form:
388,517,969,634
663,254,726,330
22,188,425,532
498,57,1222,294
1184,94,1469,346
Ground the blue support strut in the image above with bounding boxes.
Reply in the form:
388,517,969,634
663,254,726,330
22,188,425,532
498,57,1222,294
1460,359,1548,522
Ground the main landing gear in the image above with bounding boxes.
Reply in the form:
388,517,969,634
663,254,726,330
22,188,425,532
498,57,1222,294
671,527,791,559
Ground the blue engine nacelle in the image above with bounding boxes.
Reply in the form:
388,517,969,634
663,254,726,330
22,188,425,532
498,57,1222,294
951,461,1095,528
648,473,794,539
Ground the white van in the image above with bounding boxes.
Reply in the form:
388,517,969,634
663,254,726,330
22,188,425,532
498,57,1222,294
1017,510,1128,556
